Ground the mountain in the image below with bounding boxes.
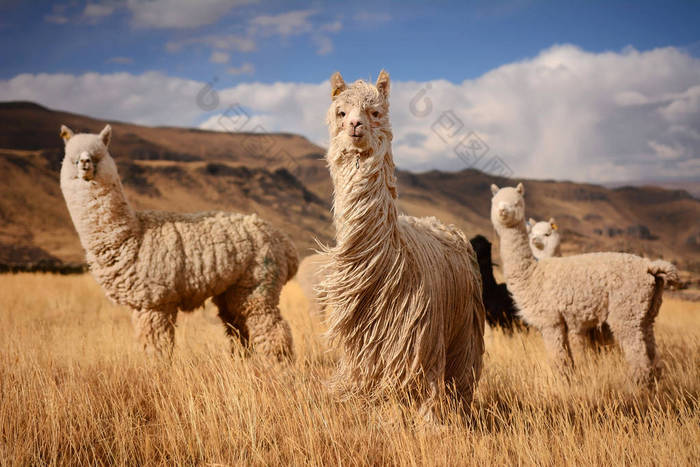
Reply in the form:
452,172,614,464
1,101,699,279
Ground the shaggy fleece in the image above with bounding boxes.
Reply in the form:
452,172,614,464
59,125,297,360
318,71,485,419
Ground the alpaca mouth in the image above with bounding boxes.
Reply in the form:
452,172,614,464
78,169,94,181
532,239,544,250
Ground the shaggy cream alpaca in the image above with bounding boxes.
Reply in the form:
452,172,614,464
318,71,485,420
490,183,678,386
527,217,561,260
59,125,297,360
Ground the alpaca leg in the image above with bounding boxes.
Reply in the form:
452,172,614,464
610,288,663,388
616,328,655,387
540,322,574,374
234,253,295,362
244,302,294,362
568,329,587,360
131,308,177,358
213,290,250,355
418,369,448,424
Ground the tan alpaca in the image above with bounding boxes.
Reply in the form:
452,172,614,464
490,183,677,387
59,125,297,360
318,71,485,420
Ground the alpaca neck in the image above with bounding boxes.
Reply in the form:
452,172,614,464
329,143,401,259
65,177,139,267
498,222,536,285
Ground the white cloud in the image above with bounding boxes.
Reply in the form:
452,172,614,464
167,9,341,58
43,3,70,24
209,51,230,64
44,14,69,24
106,56,134,64
126,0,252,29
226,63,255,75
353,11,391,24
314,35,333,55
249,9,315,36
320,20,342,33
166,34,256,53
45,0,254,28
83,2,118,20
0,71,205,127
1,45,698,183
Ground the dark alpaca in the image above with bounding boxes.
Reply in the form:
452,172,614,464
470,235,523,332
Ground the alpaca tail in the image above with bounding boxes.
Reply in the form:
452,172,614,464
647,259,679,286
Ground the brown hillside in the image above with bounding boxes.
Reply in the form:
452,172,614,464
1,101,698,276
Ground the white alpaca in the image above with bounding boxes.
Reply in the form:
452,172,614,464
527,217,561,260
319,71,485,420
59,125,297,360
490,183,677,386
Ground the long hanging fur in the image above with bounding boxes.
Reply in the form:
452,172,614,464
318,72,485,417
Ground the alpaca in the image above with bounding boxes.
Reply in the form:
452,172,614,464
527,217,615,349
59,125,297,360
527,218,561,261
318,71,485,420
469,235,522,332
296,252,329,316
490,183,678,386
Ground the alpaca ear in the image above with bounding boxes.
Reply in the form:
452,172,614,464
60,125,74,143
330,72,346,99
376,70,390,98
528,218,536,226
549,218,558,230
490,184,499,196
99,124,112,147
516,182,524,195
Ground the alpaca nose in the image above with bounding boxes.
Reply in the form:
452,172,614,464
350,119,362,129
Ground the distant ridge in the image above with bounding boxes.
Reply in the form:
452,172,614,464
0,101,698,278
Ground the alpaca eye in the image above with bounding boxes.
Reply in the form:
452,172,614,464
339,111,346,117
372,111,379,118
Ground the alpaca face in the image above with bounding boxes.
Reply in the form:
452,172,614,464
490,183,526,228
60,125,116,185
326,71,392,160
527,218,560,256
76,152,95,181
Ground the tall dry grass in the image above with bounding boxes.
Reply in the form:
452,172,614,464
0,273,698,465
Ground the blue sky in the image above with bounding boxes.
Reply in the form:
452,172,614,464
2,1,699,83
0,1,699,182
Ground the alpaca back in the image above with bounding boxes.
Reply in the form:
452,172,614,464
107,211,295,311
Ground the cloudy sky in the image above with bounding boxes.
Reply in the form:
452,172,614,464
1,0,699,183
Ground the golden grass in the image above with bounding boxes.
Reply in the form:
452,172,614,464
0,273,698,466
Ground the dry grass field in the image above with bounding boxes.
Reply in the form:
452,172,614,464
1,273,698,466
